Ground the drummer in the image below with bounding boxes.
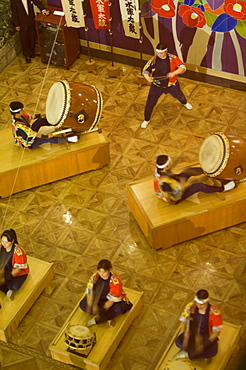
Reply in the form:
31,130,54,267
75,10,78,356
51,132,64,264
10,101,79,149
154,155,236,204
80,259,133,327
173,289,223,360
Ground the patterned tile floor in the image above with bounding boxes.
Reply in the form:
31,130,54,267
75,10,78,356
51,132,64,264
0,53,246,369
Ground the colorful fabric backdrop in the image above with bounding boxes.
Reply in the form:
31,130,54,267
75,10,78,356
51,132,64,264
48,0,246,76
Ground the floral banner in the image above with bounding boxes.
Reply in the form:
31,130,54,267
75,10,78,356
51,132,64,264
119,0,140,39
89,0,110,29
61,0,85,28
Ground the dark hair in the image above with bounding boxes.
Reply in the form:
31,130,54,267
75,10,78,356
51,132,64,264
97,259,112,271
196,289,209,300
9,101,24,115
160,183,172,192
156,155,169,174
156,42,167,50
1,228,18,244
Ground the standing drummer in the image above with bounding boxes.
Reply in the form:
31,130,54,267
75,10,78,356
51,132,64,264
10,101,78,149
141,42,193,129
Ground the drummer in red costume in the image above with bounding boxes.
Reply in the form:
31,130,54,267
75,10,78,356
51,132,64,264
173,289,223,360
141,42,193,129
80,259,132,327
0,229,29,301
10,101,78,149
154,155,236,204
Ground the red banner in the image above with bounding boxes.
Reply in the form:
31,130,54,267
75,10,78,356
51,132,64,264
89,0,110,29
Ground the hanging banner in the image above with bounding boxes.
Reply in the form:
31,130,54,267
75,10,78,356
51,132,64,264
61,0,85,28
89,0,110,29
119,0,140,39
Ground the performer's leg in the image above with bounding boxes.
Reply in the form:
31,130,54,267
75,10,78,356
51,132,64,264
30,137,68,149
168,82,187,105
189,339,218,359
6,274,28,291
179,167,204,180
96,301,127,323
144,85,164,121
79,296,88,312
31,118,53,132
19,29,29,58
175,333,185,349
180,183,224,202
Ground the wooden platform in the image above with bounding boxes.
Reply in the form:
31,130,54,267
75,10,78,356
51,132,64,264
0,129,110,198
0,256,54,342
49,288,143,370
155,321,241,370
127,177,246,250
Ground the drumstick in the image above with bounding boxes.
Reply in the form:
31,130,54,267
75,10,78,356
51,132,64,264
52,128,73,136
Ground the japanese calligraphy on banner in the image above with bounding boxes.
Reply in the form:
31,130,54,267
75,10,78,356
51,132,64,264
61,0,85,28
89,0,110,29
119,0,140,39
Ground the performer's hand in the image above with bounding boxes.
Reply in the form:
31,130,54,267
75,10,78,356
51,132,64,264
183,332,189,350
42,10,50,16
166,72,176,79
92,304,99,315
0,269,5,285
196,344,204,354
48,133,54,138
86,305,92,314
16,26,20,32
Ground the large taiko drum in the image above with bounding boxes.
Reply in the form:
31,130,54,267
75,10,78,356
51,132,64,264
199,132,246,180
64,325,96,351
161,359,195,370
45,80,103,133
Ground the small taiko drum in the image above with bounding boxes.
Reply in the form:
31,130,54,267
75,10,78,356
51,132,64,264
199,132,246,180
45,80,103,133
162,359,195,370
64,325,96,351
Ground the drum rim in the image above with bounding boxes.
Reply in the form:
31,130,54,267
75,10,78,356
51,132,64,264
46,80,71,128
200,132,230,177
65,325,93,340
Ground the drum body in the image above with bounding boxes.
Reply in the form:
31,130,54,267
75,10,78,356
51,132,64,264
65,325,96,351
46,81,103,133
199,132,246,180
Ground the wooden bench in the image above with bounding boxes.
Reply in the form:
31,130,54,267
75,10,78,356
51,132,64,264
127,176,246,250
49,288,143,370
0,129,110,198
0,256,54,342
155,321,241,370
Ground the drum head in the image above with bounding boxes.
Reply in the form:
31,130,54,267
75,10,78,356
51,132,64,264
163,359,194,370
199,134,228,175
66,325,91,339
46,81,71,127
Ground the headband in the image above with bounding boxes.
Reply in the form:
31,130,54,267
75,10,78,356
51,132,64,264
156,157,171,169
10,107,23,113
194,295,209,304
156,48,167,52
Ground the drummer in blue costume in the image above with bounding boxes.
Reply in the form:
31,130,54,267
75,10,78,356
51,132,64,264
154,155,236,204
10,101,79,149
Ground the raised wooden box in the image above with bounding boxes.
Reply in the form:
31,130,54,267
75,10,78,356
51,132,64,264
0,256,54,342
127,177,246,250
49,288,143,370
155,321,241,370
0,129,110,198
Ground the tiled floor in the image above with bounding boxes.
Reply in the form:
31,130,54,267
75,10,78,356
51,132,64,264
0,53,245,369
